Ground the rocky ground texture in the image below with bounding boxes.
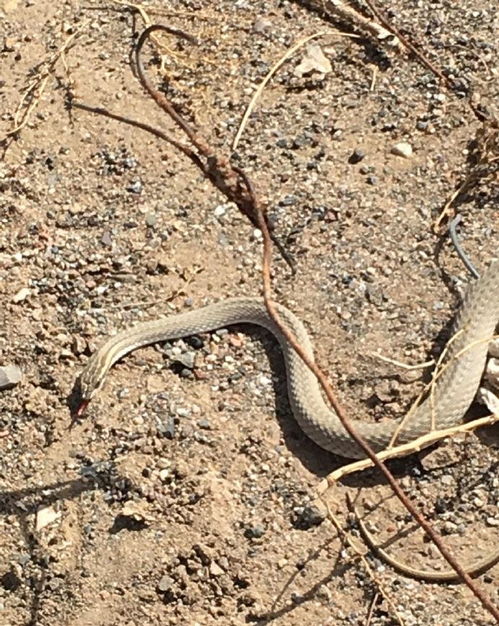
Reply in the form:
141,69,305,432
0,1,498,625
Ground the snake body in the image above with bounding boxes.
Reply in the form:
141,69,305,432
78,259,499,459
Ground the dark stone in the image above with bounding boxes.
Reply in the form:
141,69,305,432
244,524,266,539
1,570,21,592
348,148,366,164
292,504,326,530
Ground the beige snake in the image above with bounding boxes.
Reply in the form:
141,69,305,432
77,259,499,459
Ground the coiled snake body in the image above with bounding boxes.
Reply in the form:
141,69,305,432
78,260,499,459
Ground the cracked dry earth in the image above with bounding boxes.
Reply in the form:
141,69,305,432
0,1,498,625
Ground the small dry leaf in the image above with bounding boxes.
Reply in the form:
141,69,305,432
294,44,332,77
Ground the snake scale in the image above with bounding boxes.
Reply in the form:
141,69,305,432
77,259,499,459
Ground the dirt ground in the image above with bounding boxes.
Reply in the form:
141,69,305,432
0,1,498,625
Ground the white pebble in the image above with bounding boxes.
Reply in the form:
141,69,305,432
214,205,226,218
391,142,413,158
12,287,30,303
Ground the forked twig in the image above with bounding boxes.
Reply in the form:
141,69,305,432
321,499,406,625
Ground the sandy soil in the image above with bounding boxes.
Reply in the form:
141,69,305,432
0,1,498,625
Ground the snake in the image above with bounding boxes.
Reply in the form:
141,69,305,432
76,259,499,459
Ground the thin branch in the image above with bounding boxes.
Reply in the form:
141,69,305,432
361,0,450,86
319,413,499,484
251,186,499,618
232,30,359,150
70,101,205,169
321,499,406,625
370,352,434,370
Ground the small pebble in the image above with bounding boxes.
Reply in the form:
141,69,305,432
0,365,22,390
391,142,413,158
186,335,204,350
244,524,265,539
145,213,157,227
214,205,226,218
35,505,61,531
157,417,175,439
292,504,327,530
12,288,30,303
126,180,142,193
172,352,196,370
348,148,365,164
157,574,174,593
209,561,224,577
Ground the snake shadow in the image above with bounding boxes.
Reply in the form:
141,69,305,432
240,317,498,487
237,325,430,484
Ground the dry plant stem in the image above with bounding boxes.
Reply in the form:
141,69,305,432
232,30,359,150
370,352,434,370
350,497,499,582
366,592,380,626
323,413,499,483
360,0,450,86
254,203,499,619
321,499,406,626
71,101,205,168
134,26,259,229
3,25,83,141
134,27,295,271
135,26,208,153
306,0,397,44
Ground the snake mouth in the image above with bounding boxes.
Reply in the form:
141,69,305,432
69,399,90,427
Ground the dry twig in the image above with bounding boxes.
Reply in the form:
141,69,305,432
318,413,499,484
1,24,85,143
304,0,399,45
232,29,359,150
370,352,434,370
321,499,406,625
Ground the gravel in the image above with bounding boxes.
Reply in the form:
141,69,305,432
0,1,497,625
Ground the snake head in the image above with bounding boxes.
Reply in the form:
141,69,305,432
71,360,107,423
